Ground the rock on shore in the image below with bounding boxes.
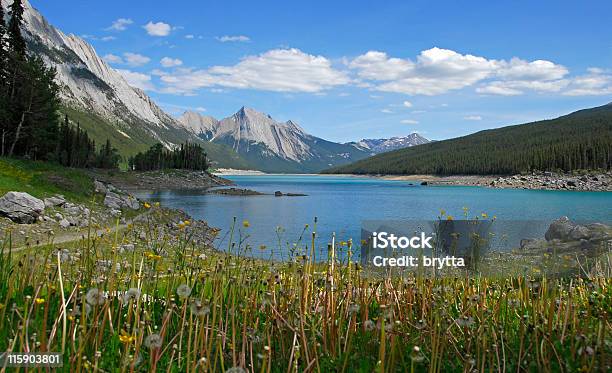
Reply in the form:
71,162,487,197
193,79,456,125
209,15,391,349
489,171,611,192
0,192,45,223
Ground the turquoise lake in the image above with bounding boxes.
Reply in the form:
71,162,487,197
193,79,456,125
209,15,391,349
136,174,612,259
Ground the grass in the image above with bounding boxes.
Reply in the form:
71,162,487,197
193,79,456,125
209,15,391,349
0,204,610,372
0,157,94,203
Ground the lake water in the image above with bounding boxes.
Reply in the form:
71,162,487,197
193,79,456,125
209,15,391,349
136,174,612,260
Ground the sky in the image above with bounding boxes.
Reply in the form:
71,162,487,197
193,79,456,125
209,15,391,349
32,0,612,142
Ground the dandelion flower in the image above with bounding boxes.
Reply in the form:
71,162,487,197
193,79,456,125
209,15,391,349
122,288,141,303
144,334,163,349
35,298,45,305
446,215,454,221
364,319,375,331
456,316,475,327
85,288,105,306
144,202,151,209
348,303,360,314
242,220,250,228
190,300,210,317
176,284,192,299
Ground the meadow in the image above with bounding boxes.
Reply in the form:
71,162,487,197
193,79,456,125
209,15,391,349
0,203,610,372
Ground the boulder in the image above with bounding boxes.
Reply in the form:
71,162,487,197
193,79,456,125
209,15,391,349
44,195,66,208
545,216,600,242
94,180,107,194
274,191,283,197
0,192,45,224
104,191,140,210
59,219,71,228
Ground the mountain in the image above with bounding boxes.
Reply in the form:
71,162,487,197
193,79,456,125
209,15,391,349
324,103,612,175
177,108,371,173
4,0,248,167
349,134,430,154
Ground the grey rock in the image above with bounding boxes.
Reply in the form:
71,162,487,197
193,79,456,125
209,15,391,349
0,192,45,224
44,195,65,208
545,216,574,241
94,180,107,194
59,219,71,228
104,191,139,210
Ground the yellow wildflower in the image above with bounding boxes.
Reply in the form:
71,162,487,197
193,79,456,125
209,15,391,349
242,220,250,228
144,202,151,209
440,209,446,216
183,220,190,226
446,215,454,221
481,213,488,218
35,298,45,305
154,202,160,207
119,332,135,344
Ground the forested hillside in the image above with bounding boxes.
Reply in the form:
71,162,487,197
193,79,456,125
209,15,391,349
324,103,612,175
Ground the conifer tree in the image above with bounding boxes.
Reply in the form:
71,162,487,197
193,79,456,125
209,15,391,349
7,0,25,58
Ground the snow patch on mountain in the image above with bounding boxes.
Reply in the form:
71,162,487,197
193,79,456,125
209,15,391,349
350,134,430,154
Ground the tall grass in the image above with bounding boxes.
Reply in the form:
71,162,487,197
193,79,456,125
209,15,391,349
0,205,610,372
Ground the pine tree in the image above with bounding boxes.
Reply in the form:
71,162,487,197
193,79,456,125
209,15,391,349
7,0,25,58
0,3,8,155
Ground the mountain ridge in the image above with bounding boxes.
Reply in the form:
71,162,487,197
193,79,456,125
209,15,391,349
177,108,372,172
324,103,612,175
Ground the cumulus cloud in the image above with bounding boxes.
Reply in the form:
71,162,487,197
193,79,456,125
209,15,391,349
216,35,250,43
123,52,151,67
160,57,183,68
464,115,482,121
104,53,150,67
349,47,570,96
103,53,123,64
402,100,413,107
159,48,349,94
381,108,393,114
401,119,419,124
144,21,172,36
563,68,612,96
106,18,133,31
185,34,195,39
116,69,154,91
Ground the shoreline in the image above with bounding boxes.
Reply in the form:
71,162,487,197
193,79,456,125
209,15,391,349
217,171,611,192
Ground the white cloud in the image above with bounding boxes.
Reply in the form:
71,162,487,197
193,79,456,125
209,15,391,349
160,57,183,68
159,48,350,94
185,34,195,39
349,47,570,96
400,119,419,124
464,115,482,121
144,21,172,36
381,108,393,114
350,51,413,80
107,18,133,31
402,100,412,107
100,36,116,42
116,69,154,91
123,52,151,67
216,35,250,43
563,68,612,96
103,53,123,64
496,58,568,81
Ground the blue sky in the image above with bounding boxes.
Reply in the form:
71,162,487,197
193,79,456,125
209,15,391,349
33,0,611,142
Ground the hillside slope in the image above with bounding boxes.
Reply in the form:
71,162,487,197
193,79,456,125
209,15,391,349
324,103,612,175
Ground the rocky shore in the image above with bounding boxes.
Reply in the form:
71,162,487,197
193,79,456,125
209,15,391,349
90,169,233,192
380,171,611,191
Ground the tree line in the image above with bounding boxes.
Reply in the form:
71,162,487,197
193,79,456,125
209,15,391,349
129,142,209,171
0,0,120,168
325,104,612,175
